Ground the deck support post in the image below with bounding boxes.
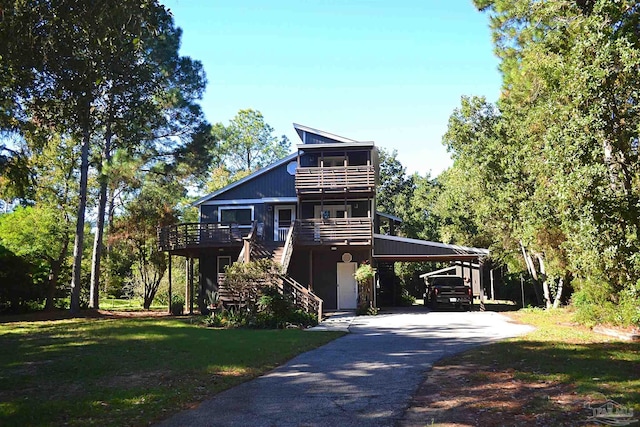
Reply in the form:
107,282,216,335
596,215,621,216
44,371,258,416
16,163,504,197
184,257,191,315
189,257,194,314
168,255,172,314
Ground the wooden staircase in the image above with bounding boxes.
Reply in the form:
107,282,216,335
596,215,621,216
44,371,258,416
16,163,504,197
223,231,324,322
250,241,286,264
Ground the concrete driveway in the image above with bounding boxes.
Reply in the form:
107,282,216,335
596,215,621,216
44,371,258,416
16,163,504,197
157,310,533,427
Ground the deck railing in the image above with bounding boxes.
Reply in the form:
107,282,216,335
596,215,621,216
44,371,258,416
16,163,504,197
295,165,375,194
237,221,258,263
158,222,252,251
280,223,296,273
295,218,373,245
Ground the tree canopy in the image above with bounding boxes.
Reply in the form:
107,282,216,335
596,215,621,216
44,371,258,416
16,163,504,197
435,0,640,323
0,0,212,313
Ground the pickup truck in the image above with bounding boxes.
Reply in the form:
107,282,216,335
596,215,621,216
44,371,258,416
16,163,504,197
424,275,472,311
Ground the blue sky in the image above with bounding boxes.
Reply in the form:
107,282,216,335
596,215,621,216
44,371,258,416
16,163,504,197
162,1,502,176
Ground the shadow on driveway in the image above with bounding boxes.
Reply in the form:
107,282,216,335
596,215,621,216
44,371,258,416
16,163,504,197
157,310,533,427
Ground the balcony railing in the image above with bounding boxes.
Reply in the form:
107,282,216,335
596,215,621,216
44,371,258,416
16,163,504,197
158,222,253,252
295,165,375,194
295,218,372,245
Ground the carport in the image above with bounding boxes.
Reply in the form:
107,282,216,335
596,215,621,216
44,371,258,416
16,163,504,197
372,234,490,303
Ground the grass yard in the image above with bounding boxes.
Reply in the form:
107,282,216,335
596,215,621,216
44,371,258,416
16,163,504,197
401,307,640,426
95,298,167,311
0,314,343,426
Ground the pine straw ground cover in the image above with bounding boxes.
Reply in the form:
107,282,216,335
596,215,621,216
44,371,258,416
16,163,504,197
0,311,343,426
400,308,640,427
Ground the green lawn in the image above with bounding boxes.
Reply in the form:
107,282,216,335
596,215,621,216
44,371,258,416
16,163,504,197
99,298,167,311
0,316,343,426
425,308,640,425
503,308,640,406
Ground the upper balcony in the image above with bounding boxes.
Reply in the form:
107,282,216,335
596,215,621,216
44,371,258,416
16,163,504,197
295,165,375,196
294,217,373,246
158,222,252,253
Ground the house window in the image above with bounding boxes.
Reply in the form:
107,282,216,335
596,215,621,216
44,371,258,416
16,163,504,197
218,206,254,226
320,156,346,167
314,205,352,219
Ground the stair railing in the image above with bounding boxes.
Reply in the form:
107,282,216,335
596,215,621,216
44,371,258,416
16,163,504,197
280,222,296,274
278,274,323,323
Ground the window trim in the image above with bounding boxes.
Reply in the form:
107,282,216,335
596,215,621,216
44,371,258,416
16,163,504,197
217,205,254,227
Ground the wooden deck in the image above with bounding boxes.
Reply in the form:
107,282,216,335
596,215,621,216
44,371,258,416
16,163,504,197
295,218,373,245
295,165,375,195
158,222,252,252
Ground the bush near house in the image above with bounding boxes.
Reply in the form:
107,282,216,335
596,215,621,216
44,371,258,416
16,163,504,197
207,259,317,329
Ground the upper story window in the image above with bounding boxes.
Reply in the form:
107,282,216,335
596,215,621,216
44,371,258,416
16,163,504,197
314,204,352,219
218,206,254,226
320,156,346,167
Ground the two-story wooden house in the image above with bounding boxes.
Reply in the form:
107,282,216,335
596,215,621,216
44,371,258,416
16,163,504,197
158,124,489,318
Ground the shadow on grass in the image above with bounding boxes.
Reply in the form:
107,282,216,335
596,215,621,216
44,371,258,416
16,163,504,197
479,302,522,312
0,308,170,324
489,340,640,403
0,317,343,427
409,338,640,426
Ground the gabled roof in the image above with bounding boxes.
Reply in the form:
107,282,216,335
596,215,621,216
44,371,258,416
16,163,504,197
293,123,359,144
191,153,297,207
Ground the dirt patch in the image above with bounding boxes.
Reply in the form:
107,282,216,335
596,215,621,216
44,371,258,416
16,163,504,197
0,308,172,323
104,370,171,389
399,363,601,427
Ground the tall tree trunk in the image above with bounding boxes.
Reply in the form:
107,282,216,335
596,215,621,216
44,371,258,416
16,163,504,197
553,277,564,309
520,241,542,305
104,187,116,293
536,253,552,309
89,117,113,309
70,125,91,315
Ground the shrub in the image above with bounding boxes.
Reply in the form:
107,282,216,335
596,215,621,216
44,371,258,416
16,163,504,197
202,308,252,328
354,263,375,284
356,303,379,316
399,288,416,306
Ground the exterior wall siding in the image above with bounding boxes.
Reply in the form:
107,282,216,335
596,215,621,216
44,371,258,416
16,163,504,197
210,162,296,200
287,247,371,310
374,237,458,257
199,248,241,313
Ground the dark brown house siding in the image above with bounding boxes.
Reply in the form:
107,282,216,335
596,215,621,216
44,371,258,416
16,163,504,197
374,237,460,257
288,247,371,310
214,162,296,200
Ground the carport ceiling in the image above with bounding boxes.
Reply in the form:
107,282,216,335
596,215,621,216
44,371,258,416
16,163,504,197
372,234,489,262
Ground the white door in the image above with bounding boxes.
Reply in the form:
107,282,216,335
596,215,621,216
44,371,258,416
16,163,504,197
274,206,295,241
337,262,357,309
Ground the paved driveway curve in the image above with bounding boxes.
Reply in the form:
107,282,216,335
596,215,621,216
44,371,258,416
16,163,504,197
157,310,533,427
